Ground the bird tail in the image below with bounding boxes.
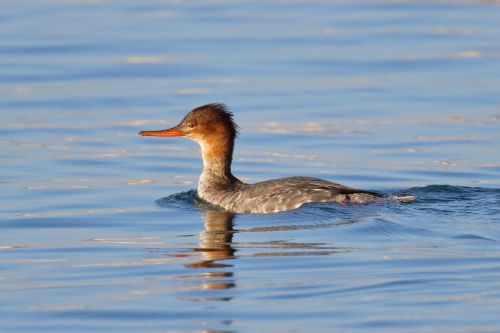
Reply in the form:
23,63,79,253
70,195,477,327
336,189,416,204
389,195,417,203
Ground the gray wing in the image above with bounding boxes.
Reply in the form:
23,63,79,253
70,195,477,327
230,176,381,213
245,176,379,196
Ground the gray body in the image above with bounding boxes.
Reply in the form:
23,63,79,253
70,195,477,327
198,171,381,214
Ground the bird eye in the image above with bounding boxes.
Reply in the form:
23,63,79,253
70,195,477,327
186,122,195,128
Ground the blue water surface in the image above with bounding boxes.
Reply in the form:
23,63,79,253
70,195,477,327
1,1,500,332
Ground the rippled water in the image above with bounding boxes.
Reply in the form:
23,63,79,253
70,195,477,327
1,1,500,332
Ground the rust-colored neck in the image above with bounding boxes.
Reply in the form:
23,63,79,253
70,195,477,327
198,130,235,179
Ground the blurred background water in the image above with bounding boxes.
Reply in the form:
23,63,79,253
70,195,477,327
1,0,500,332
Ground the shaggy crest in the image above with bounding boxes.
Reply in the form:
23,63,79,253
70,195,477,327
183,103,239,139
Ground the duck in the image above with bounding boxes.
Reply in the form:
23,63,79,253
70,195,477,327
139,103,414,214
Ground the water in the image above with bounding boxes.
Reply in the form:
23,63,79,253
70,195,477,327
1,0,500,332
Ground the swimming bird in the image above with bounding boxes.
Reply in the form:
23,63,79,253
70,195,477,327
139,103,414,213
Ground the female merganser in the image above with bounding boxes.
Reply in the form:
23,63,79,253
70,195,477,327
140,103,414,214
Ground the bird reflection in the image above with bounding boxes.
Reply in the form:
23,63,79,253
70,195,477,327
168,191,362,299
183,209,237,292
187,210,236,268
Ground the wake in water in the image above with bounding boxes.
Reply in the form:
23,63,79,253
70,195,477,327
157,185,499,217
156,189,223,212
156,185,499,245
156,185,500,221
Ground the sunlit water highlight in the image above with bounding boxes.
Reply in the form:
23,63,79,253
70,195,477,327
1,1,500,332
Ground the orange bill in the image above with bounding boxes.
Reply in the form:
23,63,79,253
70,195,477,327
139,126,184,137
